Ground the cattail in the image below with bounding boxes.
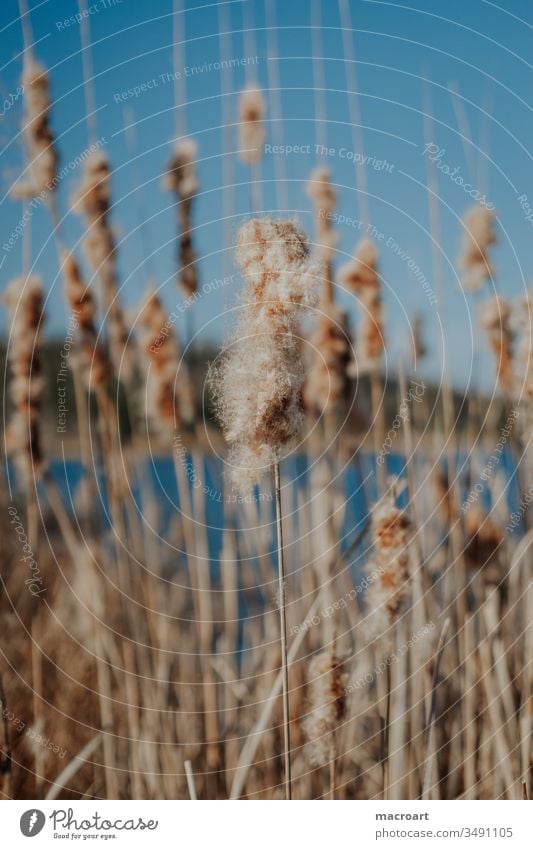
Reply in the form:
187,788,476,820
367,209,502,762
11,56,58,199
303,646,347,767
365,496,411,641
306,167,338,282
3,275,45,484
459,205,497,292
303,301,352,415
238,86,265,165
72,152,134,381
61,250,110,390
210,218,318,492
479,295,513,392
0,680,12,797
338,238,384,373
163,138,199,297
137,291,195,434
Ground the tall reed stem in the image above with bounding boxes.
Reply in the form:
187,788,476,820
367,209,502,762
274,461,292,799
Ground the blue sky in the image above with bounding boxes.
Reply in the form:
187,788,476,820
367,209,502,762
1,0,532,390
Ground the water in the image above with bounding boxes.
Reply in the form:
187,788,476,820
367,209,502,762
24,444,520,554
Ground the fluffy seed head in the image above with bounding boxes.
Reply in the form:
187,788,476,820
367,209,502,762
338,238,380,295
72,152,135,381
236,218,311,278
210,218,319,492
509,292,533,452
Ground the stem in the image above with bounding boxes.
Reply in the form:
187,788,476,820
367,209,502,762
329,749,335,800
381,658,392,801
371,370,386,494
274,461,292,800
421,617,451,799
43,473,118,797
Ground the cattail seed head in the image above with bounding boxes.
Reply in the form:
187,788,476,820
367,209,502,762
61,251,110,389
464,506,503,571
432,467,451,524
365,496,411,642
513,291,533,402
72,152,134,381
163,138,199,200
11,57,58,199
306,167,338,267
338,237,380,295
459,205,497,292
137,291,195,434
509,293,533,454
303,302,352,415
238,87,266,165
163,139,199,297
72,151,111,220
479,295,513,392
3,275,45,483
303,646,347,767
210,218,319,492
338,238,384,373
